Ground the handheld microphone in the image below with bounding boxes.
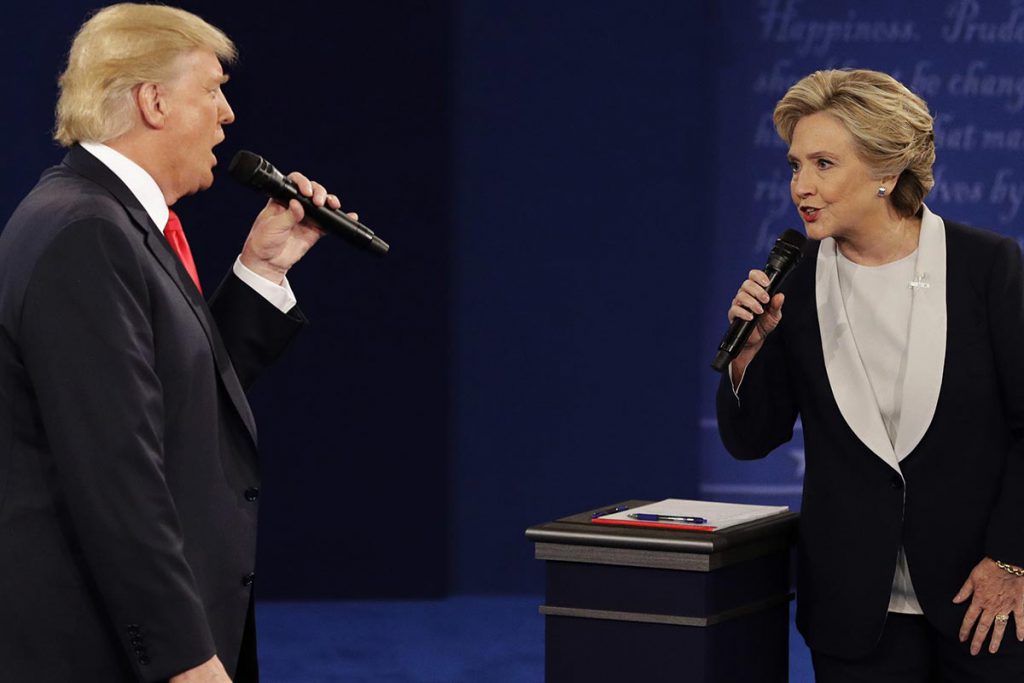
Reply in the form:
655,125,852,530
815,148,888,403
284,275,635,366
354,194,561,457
228,150,389,256
710,229,807,373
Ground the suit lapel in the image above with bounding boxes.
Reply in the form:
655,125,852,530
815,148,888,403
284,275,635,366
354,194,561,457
139,227,259,445
62,146,258,445
816,237,902,473
893,206,946,461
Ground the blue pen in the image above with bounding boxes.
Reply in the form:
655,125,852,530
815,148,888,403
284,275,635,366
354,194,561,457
591,505,630,518
628,513,708,524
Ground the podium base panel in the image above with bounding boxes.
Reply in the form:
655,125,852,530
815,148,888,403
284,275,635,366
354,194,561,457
544,602,790,683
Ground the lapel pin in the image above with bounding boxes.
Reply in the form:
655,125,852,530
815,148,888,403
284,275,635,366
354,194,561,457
909,272,930,289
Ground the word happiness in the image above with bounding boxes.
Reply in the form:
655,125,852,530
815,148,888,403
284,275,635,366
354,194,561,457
758,0,917,56
759,0,1024,56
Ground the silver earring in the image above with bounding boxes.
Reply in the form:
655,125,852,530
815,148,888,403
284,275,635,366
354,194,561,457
877,186,887,197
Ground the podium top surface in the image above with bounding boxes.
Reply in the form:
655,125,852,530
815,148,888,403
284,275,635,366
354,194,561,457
525,500,798,556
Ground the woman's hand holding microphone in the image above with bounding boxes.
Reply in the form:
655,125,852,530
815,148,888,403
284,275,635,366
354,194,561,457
726,269,786,385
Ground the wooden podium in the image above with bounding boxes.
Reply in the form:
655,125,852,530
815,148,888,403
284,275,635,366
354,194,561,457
526,500,798,683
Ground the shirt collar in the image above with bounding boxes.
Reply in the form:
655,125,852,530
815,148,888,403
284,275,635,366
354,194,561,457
80,141,170,233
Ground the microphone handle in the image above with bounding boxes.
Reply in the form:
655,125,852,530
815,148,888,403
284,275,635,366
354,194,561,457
267,177,390,255
710,262,786,373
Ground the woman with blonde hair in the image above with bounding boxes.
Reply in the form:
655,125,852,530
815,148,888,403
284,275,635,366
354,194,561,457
717,69,1024,680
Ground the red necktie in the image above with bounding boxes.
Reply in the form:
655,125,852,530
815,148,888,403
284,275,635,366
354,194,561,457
164,210,202,294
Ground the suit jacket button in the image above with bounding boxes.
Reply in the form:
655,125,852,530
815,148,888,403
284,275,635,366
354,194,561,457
891,475,904,490
242,572,256,587
244,487,260,502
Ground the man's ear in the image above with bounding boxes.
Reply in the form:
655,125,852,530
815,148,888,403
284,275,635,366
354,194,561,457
135,82,168,129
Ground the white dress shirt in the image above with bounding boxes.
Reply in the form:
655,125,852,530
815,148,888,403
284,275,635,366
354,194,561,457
80,142,297,312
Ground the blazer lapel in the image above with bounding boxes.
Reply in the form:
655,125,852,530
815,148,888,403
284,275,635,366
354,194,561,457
62,146,259,445
893,206,946,461
816,237,902,473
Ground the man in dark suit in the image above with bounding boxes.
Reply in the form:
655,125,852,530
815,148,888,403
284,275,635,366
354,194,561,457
0,5,348,681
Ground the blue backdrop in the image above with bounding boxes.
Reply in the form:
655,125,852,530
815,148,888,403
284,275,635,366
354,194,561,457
2,0,1022,598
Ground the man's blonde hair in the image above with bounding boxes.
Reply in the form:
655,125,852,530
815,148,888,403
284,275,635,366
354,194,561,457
773,69,935,218
54,3,237,146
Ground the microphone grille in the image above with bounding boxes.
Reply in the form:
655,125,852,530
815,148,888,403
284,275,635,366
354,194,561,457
228,150,262,183
779,229,807,248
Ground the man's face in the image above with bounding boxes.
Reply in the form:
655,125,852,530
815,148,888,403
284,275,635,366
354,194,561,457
159,48,234,201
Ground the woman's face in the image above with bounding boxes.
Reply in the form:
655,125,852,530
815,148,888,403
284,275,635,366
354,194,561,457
788,111,887,243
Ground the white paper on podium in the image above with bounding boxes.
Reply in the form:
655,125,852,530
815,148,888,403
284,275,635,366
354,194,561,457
597,498,788,530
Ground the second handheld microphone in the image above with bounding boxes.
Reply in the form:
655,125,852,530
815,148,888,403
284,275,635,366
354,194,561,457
228,150,390,256
710,229,807,372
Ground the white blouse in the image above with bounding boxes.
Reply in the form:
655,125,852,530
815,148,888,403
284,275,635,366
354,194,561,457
836,247,923,615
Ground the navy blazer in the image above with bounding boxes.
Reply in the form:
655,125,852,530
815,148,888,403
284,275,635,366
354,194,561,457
0,145,305,681
717,217,1024,659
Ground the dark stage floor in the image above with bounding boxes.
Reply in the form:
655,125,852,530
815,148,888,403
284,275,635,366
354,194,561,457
257,596,814,682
